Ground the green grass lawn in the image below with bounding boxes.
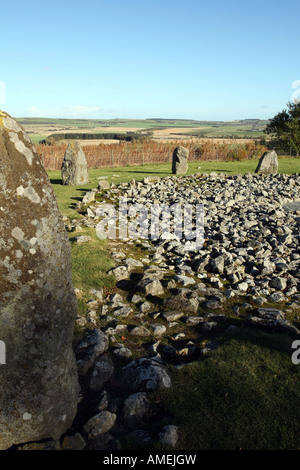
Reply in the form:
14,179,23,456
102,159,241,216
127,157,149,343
154,328,300,450
49,158,300,450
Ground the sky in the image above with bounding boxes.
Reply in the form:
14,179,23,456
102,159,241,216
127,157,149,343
1,0,300,121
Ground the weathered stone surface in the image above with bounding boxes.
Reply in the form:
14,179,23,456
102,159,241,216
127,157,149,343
61,141,89,185
158,425,178,447
61,433,86,450
0,111,79,449
164,291,199,313
255,150,278,175
83,411,117,439
121,392,150,428
76,328,109,375
98,180,110,190
121,358,172,392
90,354,115,391
82,190,97,205
137,278,165,296
172,146,189,175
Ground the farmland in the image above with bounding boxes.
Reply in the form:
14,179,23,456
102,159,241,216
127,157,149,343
15,117,269,171
17,117,268,145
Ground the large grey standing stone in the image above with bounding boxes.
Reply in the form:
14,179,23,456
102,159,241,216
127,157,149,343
172,146,189,175
255,150,278,175
61,141,89,185
0,111,79,449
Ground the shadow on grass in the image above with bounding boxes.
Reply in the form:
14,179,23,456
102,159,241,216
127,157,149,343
50,178,63,185
158,326,300,450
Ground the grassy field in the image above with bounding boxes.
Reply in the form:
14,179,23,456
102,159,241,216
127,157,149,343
49,158,300,450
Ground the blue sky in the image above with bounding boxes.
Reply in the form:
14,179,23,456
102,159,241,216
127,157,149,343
1,0,299,120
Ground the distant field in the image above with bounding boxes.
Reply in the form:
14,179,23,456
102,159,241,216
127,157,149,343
16,117,269,145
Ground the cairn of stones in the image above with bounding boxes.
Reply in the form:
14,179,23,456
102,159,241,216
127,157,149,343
56,168,300,450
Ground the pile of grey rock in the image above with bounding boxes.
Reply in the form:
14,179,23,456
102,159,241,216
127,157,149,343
50,170,300,450
76,171,300,311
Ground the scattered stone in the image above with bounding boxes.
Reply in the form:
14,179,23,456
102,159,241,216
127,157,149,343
130,325,151,336
61,433,86,450
165,292,199,314
139,301,152,313
112,345,132,360
151,324,167,336
114,306,132,318
174,275,196,286
125,258,144,272
76,329,109,375
255,307,285,320
121,392,151,428
108,265,129,281
158,425,178,448
83,411,117,439
201,321,218,332
82,190,97,205
90,354,115,391
98,180,110,190
75,235,92,243
137,278,165,296
89,288,104,302
143,176,161,184
162,311,185,322
121,358,172,392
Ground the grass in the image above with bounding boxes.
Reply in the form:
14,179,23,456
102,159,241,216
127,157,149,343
48,157,300,450
29,133,48,144
155,328,300,450
69,228,115,294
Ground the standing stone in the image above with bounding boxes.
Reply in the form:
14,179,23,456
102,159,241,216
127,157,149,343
0,111,79,449
61,141,89,185
172,146,189,175
255,150,278,175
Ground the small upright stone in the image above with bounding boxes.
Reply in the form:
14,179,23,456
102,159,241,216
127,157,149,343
255,150,278,175
172,146,189,175
61,141,89,185
0,111,79,449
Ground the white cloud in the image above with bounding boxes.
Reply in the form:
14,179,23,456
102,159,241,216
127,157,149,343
27,105,102,118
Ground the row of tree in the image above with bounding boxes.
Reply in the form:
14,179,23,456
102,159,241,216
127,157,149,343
264,101,300,156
